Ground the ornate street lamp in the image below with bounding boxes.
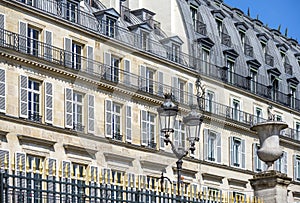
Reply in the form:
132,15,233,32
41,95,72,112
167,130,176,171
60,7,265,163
158,94,203,197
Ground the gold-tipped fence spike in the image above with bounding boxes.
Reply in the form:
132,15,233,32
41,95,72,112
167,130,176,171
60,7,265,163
26,158,29,172
93,168,97,182
88,167,92,181
99,170,103,183
114,172,117,185
52,162,56,175
121,173,124,186
104,171,108,184
65,165,69,178
76,166,80,178
4,154,8,170
11,154,15,171
45,160,49,176
82,167,86,180
32,158,36,173
39,160,43,174
109,170,112,184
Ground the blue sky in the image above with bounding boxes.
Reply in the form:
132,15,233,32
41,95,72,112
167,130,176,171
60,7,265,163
224,0,300,41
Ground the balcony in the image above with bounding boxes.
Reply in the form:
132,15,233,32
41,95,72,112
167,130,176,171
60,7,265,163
148,140,157,149
113,133,123,141
73,123,85,132
221,32,231,47
28,112,42,123
194,19,207,36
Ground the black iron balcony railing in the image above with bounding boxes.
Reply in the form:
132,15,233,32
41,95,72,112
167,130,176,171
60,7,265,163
194,19,207,36
28,112,42,123
221,32,231,47
148,140,157,149
113,133,123,141
244,43,253,57
73,122,85,132
265,53,274,67
284,62,293,75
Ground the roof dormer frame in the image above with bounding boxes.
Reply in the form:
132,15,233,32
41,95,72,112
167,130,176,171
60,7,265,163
196,37,214,48
235,22,249,32
246,59,261,70
257,33,269,43
93,8,120,20
276,43,289,53
223,49,239,59
211,10,226,20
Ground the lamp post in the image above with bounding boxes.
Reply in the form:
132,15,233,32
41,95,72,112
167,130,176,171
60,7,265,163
158,94,203,197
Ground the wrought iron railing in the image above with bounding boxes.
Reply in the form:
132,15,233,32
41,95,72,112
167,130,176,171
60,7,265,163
0,169,263,203
113,133,123,141
28,112,42,123
73,123,85,132
148,140,157,149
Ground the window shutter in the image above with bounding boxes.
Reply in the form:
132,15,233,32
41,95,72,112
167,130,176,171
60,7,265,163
19,21,27,53
88,94,95,133
89,165,98,182
253,143,258,172
188,82,193,105
158,71,164,96
124,59,131,85
0,150,9,169
283,151,287,174
64,37,72,68
294,155,298,181
19,75,28,118
45,82,53,124
62,160,71,178
203,129,209,160
0,68,5,113
160,132,165,149
229,137,234,166
140,110,148,145
105,99,113,138
126,105,132,142
139,65,146,91
216,132,221,163
44,30,52,61
0,14,4,45
104,52,111,80
15,152,26,172
48,158,57,176
64,88,73,128
241,139,245,168
172,76,179,101
87,46,94,72
174,121,179,147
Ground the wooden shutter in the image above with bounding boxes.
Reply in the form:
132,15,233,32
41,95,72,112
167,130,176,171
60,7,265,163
45,82,53,124
65,88,73,128
0,149,9,169
126,105,132,142
44,30,52,61
0,14,4,45
188,82,193,105
19,75,28,118
140,110,148,145
104,52,111,80
124,59,131,85
105,99,112,138
87,46,94,72
203,129,209,160
283,151,287,174
174,121,179,147
216,132,221,163
158,71,164,96
253,143,258,172
87,94,95,133
172,76,179,101
19,21,27,53
0,68,5,113
64,37,72,68
139,65,146,91
241,139,245,168
229,137,234,166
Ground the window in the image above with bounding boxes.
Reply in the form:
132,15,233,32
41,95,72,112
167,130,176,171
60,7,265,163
260,41,266,55
206,91,215,113
174,120,185,149
140,66,154,94
226,59,235,83
105,100,122,141
141,31,148,50
230,137,245,168
72,42,82,70
295,122,300,140
276,115,282,121
202,47,210,75
239,31,245,48
66,0,78,22
294,155,300,181
255,107,263,124
290,85,297,108
73,92,84,132
28,79,41,122
27,155,43,200
172,43,180,62
72,163,86,178
27,27,39,56
216,18,222,36
178,79,185,103
106,17,116,37
270,75,279,100
249,69,257,93
253,143,265,172
111,56,120,82
231,99,240,121
141,110,156,148
274,151,287,174
204,129,221,163
190,5,197,27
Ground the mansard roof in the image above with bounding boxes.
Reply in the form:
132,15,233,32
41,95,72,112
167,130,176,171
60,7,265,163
93,8,120,19
160,36,184,45
235,22,248,32
211,9,226,20
128,22,152,31
277,43,289,52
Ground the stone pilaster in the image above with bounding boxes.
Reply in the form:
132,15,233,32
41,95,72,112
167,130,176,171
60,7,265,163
249,170,291,203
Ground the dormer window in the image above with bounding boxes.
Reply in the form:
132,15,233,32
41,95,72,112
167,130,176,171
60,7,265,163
141,30,149,50
94,8,120,38
66,0,79,23
160,36,183,63
106,17,116,37
216,18,222,36
287,77,299,108
247,59,261,93
257,33,269,55
128,23,152,51
190,5,198,27
212,10,226,36
223,49,239,83
295,53,300,67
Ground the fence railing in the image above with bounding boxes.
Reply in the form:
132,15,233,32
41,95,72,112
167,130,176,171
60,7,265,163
0,168,263,203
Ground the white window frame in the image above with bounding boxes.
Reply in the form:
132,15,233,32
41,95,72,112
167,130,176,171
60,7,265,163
73,92,84,131
28,79,41,121
174,120,185,149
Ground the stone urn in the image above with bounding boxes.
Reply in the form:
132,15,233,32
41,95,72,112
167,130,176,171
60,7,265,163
250,121,288,170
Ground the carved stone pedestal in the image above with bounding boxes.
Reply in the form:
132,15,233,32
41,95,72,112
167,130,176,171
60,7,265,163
249,170,291,203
